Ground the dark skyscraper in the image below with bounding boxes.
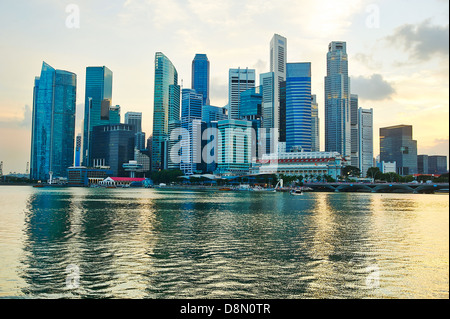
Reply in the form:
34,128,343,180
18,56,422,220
30,62,77,181
192,54,210,106
380,125,418,175
90,124,135,177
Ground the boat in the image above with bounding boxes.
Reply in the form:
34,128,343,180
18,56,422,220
219,187,232,191
290,189,304,196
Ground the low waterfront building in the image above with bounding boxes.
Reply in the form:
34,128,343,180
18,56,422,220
100,177,146,187
252,151,345,180
67,166,113,187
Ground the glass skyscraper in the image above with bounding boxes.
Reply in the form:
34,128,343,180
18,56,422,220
325,41,351,158
82,66,116,167
286,62,312,152
152,52,180,171
30,62,77,181
380,125,418,175
192,54,210,106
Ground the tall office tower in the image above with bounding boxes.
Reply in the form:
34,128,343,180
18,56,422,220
75,134,82,167
417,154,429,174
325,41,351,158
152,52,180,171
90,124,135,176
350,94,359,167
270,34,287,136
228,68,255,120
202,105,228,123
358,108,373,177
311,95,320,152
380,125,418,175
82,66,113,167
30,62,77,181
179,89,204,175
428,155,448,174
285,63,312,152
192,54,210,106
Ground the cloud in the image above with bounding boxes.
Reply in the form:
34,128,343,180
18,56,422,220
351,74,395,101
385,20,449,62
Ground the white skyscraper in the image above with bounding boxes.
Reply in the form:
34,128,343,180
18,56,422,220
228,68,255,120
270,34,287,136
358,108,373,177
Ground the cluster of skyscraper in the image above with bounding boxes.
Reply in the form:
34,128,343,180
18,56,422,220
151,35,374,177
29,34,447,182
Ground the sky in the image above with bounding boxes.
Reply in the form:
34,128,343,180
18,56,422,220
0,0,448,174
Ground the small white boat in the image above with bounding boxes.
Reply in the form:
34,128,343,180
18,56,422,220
290,189,303,196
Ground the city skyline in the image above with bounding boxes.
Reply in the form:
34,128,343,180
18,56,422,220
0,0,448,174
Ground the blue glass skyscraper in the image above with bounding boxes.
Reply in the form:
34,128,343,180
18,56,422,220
286,63,312,152
152,52,180,171
30,62,77,181
192,54,210,106
82,66,116,167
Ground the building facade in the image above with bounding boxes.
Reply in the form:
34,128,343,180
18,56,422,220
428,155,448,174
380,125,418,175
286,62,312,152
30,62,77,181
255,151,344,181
417,155,429,174
325,41,351,159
